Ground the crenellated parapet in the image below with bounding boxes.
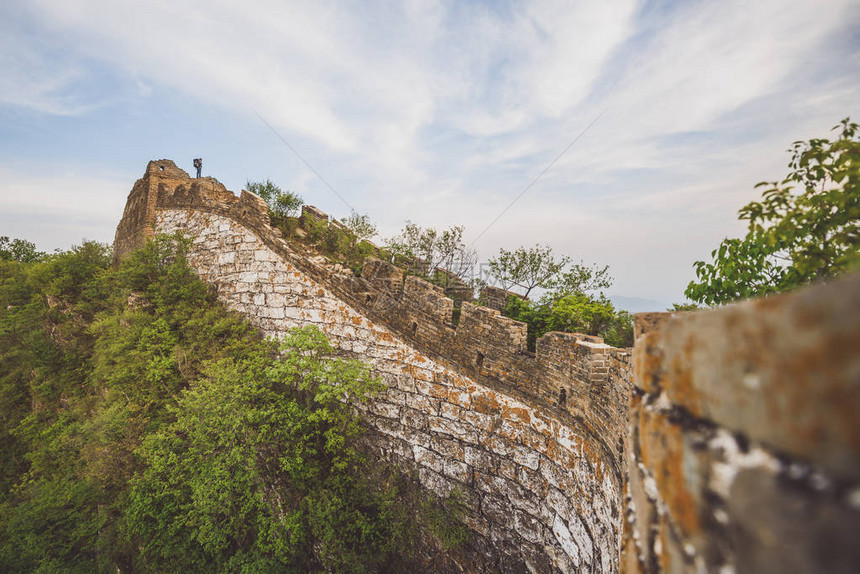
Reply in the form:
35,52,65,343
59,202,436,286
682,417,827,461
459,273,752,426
113,160,622,445
482,285,525,311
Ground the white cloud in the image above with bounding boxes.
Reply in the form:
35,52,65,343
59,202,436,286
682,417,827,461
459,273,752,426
612,0,852,131
30,0,371,150
511,0,639,118
0,14,97,115
0,167,129,249
2,0,858,301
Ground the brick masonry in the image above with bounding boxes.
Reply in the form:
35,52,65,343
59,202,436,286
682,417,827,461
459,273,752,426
114,160,860,573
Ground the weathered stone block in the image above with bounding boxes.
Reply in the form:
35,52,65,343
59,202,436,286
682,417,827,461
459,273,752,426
429,415,479,443
633,274,860,480
514,509,545,545
728,466,860,574
439,401,461,420
431,436,465,461
465,446,497,472
551,513,585,568
510,444,541,471
368,401,400,419
414,445,446,475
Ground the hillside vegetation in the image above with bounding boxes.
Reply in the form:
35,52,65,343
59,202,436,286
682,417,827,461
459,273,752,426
0,235,465,573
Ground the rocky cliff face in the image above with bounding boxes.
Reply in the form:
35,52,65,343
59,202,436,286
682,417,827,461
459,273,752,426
114,160,860,573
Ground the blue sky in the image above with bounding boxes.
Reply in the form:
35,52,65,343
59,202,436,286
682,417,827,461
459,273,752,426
1,0,858,306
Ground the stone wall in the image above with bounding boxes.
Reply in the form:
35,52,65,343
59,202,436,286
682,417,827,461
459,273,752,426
481,285,525,312
115,160,628,573
113,159,860,573
623,274,860,573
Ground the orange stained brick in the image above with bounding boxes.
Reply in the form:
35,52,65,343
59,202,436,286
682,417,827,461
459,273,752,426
415,378,448,399
640,408,701,537
498,458,518,482
496,420,522,443
633,334,665,396
664,335,704,418
406,365,434,383
501,404,532,425
426,382,449,400
544,439,577,470
776,329,860,454
447,388,471,408
517,427,548,452
530,411,553,437
472,391,502,415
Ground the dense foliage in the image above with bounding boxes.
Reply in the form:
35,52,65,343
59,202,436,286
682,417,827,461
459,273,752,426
485,244,632,349
246,179,304,220
301,216,380,275
686,119,860,305
245,178,381,276
0,235,464,573
0,236,45,263
246,183,383,278
503,292,633,350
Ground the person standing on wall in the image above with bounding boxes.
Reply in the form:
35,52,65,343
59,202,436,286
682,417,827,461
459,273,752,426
193,158,202,178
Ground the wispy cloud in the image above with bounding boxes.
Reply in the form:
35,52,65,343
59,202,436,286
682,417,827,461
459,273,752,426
0,12,98,116
2,0,858,301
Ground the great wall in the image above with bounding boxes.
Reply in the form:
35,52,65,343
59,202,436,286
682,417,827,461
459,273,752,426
113,160,860,573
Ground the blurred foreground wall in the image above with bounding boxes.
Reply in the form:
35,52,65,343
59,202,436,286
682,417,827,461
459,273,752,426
624,273,860,573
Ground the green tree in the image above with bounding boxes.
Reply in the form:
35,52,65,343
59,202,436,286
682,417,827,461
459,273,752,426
504,292,633,350
125,326,406,572
548,262,612,300
686,118,860,306
486,245,568,298
340,211,378,246
0,236,267,571
0,236,45,263
487,245,631,348
486,244,612,299
0,241,119,572
246,180,304,219
385,221,477,283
